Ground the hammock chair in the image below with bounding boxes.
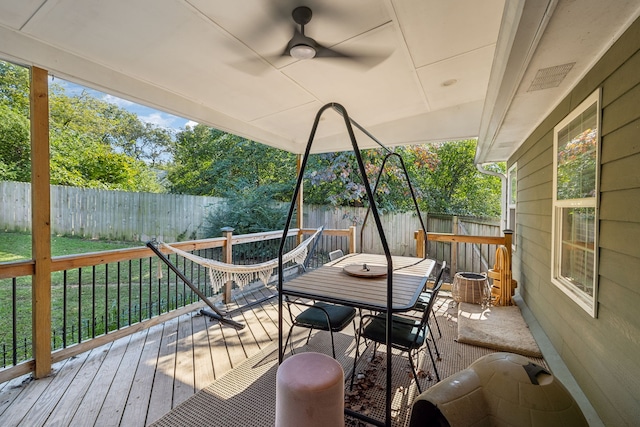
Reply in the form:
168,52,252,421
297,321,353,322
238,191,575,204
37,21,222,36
146,227,323,330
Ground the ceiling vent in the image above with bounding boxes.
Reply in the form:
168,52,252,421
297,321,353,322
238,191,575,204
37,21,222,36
527,63,575,92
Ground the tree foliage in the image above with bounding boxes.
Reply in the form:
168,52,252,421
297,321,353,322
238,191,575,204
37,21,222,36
0,60,168,191
168,124,297,199
203,187,289,237
304,141,501,217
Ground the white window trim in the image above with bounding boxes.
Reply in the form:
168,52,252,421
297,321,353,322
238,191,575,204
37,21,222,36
551,89,601,318
507,162,517,252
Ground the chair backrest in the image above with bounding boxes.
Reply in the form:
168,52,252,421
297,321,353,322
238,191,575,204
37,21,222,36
418,261,446,328
328,249,344,261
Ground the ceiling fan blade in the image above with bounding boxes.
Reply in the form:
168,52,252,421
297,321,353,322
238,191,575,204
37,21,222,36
314,43,350,59
315,43,393,68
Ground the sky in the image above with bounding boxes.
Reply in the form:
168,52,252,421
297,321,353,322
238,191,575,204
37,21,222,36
51,77,198,132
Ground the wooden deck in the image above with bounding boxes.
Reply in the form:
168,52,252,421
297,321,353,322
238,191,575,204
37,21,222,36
0,284,544,427
0,286,299,427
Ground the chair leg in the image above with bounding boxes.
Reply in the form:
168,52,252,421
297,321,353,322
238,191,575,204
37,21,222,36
329,331,336,359
284,325,295,356
424,340,440,382
408,350,423,394
432,310,442,338
305,327,313,345
350,324,363,391
428,324,440,358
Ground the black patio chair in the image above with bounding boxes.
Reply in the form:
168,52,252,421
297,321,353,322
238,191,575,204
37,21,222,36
283,298,357,359
328,249,344,261
350,261,446,393
413,262,447,357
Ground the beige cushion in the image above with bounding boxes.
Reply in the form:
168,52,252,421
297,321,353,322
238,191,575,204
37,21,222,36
410,352,588,427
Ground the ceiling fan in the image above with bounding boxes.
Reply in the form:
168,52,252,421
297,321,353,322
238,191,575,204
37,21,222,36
282,6,389,65
231,4,391,74
283,6,347,60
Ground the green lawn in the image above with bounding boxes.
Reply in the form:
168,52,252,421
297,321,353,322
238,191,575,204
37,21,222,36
0,231,133,262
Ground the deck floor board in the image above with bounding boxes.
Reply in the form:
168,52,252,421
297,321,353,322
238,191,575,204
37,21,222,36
0,287,482,427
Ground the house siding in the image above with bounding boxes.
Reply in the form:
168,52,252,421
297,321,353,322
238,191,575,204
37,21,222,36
509,16,640,426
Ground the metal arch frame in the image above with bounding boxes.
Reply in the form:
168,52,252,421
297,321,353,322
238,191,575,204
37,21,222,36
278,102,428,427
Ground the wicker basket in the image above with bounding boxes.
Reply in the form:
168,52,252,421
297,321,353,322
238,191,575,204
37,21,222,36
452,272,490,306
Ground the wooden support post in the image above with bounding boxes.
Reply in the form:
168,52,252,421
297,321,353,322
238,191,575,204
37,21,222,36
30,66,52,378
221,227,234,304
349,226,357,254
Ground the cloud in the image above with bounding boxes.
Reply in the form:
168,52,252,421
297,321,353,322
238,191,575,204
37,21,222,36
184,120,199,128
102,94,135,108
139,112,176,127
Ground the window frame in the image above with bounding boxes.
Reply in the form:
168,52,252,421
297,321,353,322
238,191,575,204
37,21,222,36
551,89,601,317
507,162,517,251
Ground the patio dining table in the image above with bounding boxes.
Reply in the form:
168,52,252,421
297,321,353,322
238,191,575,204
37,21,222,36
279,252,436,426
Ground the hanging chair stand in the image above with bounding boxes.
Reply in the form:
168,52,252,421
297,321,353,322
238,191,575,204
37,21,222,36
277,102,428,427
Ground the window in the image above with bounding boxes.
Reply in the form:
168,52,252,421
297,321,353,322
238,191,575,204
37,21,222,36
507,163,517,250
552,89,600,317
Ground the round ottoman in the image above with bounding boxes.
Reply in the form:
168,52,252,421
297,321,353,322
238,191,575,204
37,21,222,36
275,352,345,427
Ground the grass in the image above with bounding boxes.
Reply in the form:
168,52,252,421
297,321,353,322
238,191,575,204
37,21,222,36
0,231,133,262
1,231,214,366
0,231,296,367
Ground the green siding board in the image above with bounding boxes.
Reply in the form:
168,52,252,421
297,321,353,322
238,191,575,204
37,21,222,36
601,83,640,135
600,116,640,163
518,212,550,232
517,164,552,192
602,49,640,106
558,341,628,427
514,129,553,165
599,220,640,258
600,152,640,191
518,182,551,202
520,226,551,260
598,248,640,295
516,199,550,216
562,301,640,426
518,146,552,181
599,188,640,221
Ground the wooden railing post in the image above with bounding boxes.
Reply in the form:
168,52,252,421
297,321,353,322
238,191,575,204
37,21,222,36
349,226,357,254
503,229,514,273
415,229,426,258
221,227,234,304
31,66,52,378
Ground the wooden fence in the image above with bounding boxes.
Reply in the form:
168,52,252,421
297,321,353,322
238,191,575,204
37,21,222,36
1,181,224,242
1,181,500,257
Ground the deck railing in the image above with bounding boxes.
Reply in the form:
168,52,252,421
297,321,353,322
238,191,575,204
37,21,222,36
414,229,514,281
1,225,510,384
0,227,356,383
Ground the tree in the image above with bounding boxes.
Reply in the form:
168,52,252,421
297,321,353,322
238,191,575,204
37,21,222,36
303,140,501,217
0,61,29,115
0,104,30,181
168,125,297,199
203,187,289,237
1,59,169,191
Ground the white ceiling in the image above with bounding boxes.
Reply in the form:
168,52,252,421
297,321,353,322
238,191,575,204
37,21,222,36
0,0,639,161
